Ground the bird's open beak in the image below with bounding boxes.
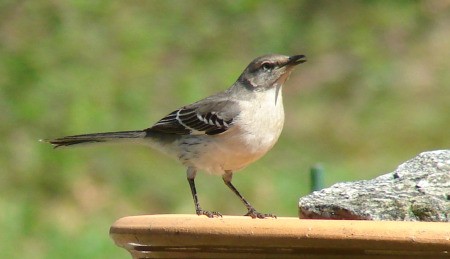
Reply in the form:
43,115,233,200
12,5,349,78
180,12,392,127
275,54,306,86
286,55,307,66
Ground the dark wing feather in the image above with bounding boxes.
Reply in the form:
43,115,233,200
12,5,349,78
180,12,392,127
147,99,239,136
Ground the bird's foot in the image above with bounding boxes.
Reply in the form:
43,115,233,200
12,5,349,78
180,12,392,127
245,209,277,219
196,209,222,218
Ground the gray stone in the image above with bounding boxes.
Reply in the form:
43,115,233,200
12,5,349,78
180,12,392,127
298,150,450,221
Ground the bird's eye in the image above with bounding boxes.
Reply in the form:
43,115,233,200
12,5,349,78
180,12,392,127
261,62,275,71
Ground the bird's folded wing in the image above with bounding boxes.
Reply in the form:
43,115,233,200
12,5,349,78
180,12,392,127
147,99,240,135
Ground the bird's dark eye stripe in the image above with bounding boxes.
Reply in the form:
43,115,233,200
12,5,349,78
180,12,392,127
261,62,275,70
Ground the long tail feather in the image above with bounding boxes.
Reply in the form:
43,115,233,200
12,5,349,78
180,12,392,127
43,130,146,148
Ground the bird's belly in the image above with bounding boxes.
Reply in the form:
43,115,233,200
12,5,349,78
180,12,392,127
177,123,283,175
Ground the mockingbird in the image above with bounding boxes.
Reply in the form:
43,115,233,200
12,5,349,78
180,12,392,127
46,54,306,218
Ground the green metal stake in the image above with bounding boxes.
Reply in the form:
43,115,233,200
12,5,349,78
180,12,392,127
310,164,324,192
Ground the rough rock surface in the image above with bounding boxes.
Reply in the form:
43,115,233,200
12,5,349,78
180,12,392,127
299,150,450,221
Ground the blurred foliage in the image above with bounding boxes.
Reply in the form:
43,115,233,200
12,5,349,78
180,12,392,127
1,0,449,258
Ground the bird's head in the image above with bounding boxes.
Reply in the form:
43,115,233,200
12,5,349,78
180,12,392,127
238,54,306,91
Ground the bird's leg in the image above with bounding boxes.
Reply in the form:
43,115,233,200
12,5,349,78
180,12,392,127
187,167,222,218
222,171,276,219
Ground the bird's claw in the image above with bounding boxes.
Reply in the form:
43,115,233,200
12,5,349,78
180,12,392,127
196,209,222,218
245,209,276,219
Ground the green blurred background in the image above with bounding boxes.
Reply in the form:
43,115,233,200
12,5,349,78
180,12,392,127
1,0,449,258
